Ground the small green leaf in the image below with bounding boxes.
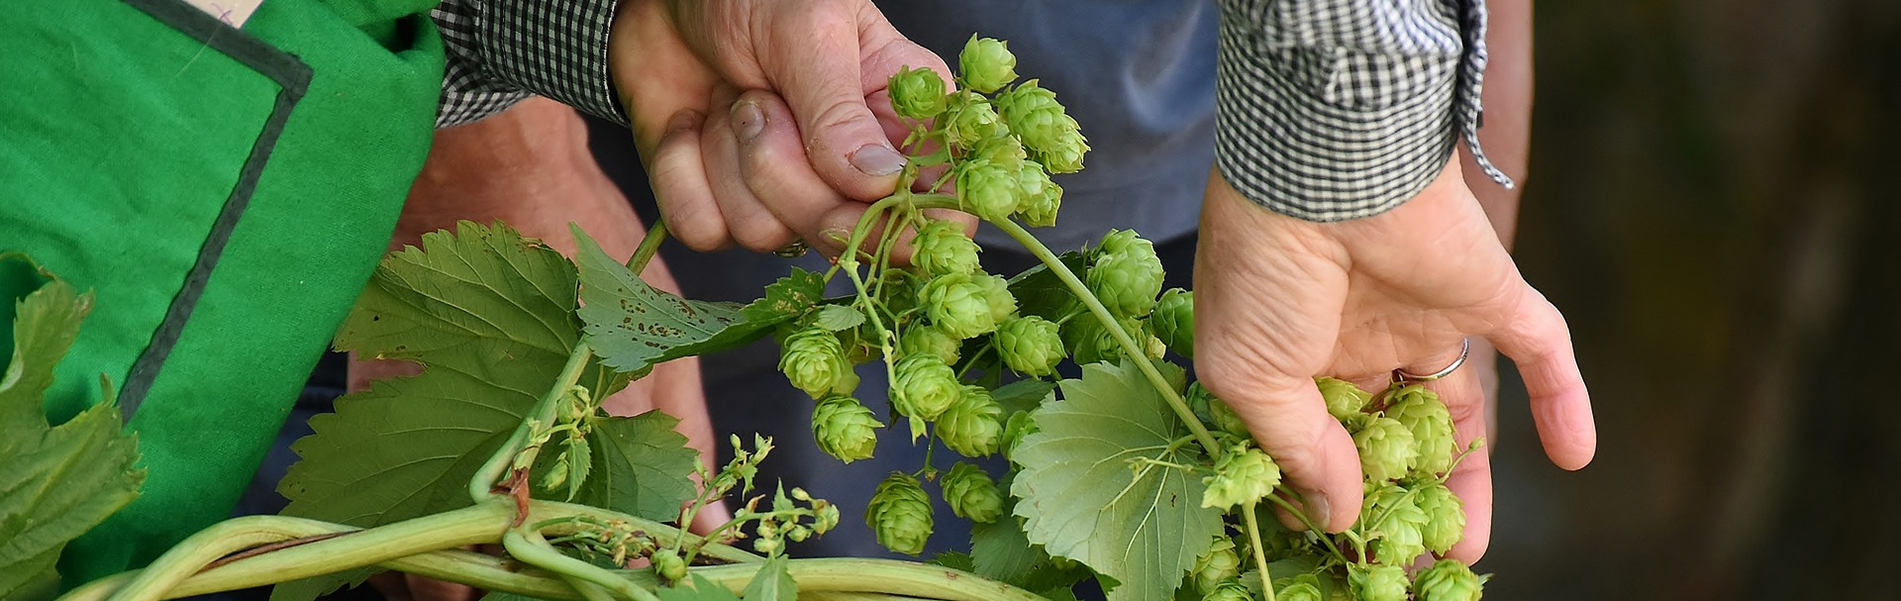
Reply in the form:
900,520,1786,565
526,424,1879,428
1010,360,1219,601
990,379,1056,416
0,267,143,600
573,411,698,520
740,556,798,601
1006,251,1087,321
575,229,812,373
931,551,977,571
657,575,744,601
811,304,865,331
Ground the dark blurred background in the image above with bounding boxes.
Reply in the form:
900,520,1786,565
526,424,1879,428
1483,0,1900,598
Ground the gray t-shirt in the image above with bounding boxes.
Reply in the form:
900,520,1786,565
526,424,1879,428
877,0,1217,251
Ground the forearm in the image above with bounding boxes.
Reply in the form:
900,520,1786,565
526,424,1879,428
1461,0,1532,249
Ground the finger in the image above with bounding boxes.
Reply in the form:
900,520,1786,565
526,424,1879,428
1419,367,1494,562
730,89,856,254
1484,285,1596,470
1214,375,1364,532
702,88,798,252
650,109,733,251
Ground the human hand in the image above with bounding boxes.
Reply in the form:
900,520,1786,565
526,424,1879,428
609,0,968,255
1191,158,1596,561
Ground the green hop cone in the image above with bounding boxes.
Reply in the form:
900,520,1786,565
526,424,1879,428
1353,415,1419,482
1349,565,1410,601
899,325,962,364
955,159,1022,222
1413,559,1487,601
866,473,935,555
1363,483,1429,566
997,80,1088,173
1014,164,1063,227
1062,314,1144,365
1148,288,1195,357
922,273,999,338
973,273,1018,322
1200,443,1282,509
945,92,1003,148
1275,575,1325,601
938,385,1005,457
1000,410,1039,460
973,133,1028,167
892,354,962,420
940,462,1005,523
1387,384,1457,475
1200,580,1250,601
1317,377,1372,421
1186,383,1250,438
911,219,981,276
1036,130,1089,174
888,65,948,121
1086,231,1165,317
812,395,883,463
652,550,687,584
959,35,1018,93
779,327,855,399
1414,481,1467,553
1191,538,1242,595
997,315,1064,376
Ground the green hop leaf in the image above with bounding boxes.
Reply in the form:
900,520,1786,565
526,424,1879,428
1200,581,1250,601
892,354,962,421
1200,444,1282,509
912,219,982,276
941,462,1005,523
811,304,866,332
812,395,882,463
939,385,1005,457
1387,384,1457,475
575,228,798,373
1274,574,1325,601
959,35,1018,93
945,92,1004,148
1353,415,1418,482
899,325,962,364
1413,559,1488,601
1086,232,1164,318
867,473,935,555
1362,483,1429,566
922,273,999,339
997,315,1064,376
779,326,855,399
1317,377,1372,421
1413,481,1466,553
1191,538,1242,595
1146,288,1194,358
1349,564,1410,601
956,159,1022,222
889,65,948,121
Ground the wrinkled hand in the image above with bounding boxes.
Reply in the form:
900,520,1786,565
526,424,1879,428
1192,158,1596,561
609,0,966,254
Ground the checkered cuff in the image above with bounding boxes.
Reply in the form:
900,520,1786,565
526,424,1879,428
434,0,630,128
1214,0,1511,222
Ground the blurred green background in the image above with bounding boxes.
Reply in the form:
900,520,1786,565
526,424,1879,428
1484,1,1899,598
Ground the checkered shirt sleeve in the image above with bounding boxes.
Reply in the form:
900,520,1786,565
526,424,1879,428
1215,0,1512,221
432,0,630,128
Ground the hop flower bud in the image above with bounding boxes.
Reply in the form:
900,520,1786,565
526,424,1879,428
1413,559,1487,601
753,536,782,555
1191,538,1242,595
900,325,962,364
911,219,981,276
815,502,841,534
787,524,812,542
945,92,1003,148
1001,410,1039,460
1275,575,1324,601
1148,288,1195,357
866,473,935,555
652,549,687,584
959,35,1018,93
812,396,883,463
780,327,854,399
1353,415,1419,482
1414,481,1466,553
889,65,948,121
1316,377,1372,421
1386,384,1457,475
973,273,1018,322
1349,564,1410,601
997,315,1064,376
892,354,962,420
939,385,1004,457
941,462,1005,522
1186,383,1250,437
1016,178,1063,228
955,159,1022,222
921,273,998,339
1200,580,1250,601
1363,483,1429,566
1086,232,1164,317
1201,444,1282,509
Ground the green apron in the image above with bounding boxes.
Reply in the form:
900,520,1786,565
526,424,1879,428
0,0,444,583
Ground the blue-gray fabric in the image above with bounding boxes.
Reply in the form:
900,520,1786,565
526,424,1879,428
878,0,1218,250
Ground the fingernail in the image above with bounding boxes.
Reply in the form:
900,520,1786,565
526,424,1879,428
849,144,906,176
731,100,765,143
1299,489,1333,531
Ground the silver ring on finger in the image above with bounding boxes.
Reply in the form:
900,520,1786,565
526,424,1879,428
1394,338,1470,382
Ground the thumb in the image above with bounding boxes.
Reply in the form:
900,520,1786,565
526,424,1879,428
1209,374,1364,532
